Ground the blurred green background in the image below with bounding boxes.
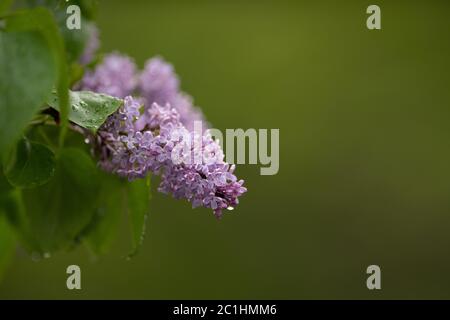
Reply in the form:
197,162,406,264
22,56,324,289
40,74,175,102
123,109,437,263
1,0,450,299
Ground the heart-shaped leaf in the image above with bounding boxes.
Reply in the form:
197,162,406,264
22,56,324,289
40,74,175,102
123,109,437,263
4,138,55,188
13,148,99,254
81,172,123,255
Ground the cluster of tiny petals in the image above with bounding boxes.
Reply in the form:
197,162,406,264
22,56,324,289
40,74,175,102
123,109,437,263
96,96,246,218
139,56,206,130
76,52,137,98
158,137,247,217
139,57,179,106
78,52,245,217
78,53,205,130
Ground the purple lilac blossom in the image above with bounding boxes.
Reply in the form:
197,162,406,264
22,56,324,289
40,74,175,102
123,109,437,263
95,96,246,218
139,57,179,106
139,56,206,131
76,52,137,98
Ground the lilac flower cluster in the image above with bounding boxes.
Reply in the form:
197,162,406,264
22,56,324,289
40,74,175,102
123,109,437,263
78,53,246,217
77,54,205,130
95,97,246,218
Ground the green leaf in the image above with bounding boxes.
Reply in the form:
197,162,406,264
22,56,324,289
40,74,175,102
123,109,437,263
12,148,99,254
82,173,123,255
0,30,57,160
82,174,153,257
4,138,56,188
48,90,123,132
0,214,16,282
126,176,151,257
5,7,69,149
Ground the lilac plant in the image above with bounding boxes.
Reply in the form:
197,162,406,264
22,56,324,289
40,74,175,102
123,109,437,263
0,2,248,273
78,54,246,218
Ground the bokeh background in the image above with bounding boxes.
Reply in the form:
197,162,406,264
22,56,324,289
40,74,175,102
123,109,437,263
1,0,450,299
